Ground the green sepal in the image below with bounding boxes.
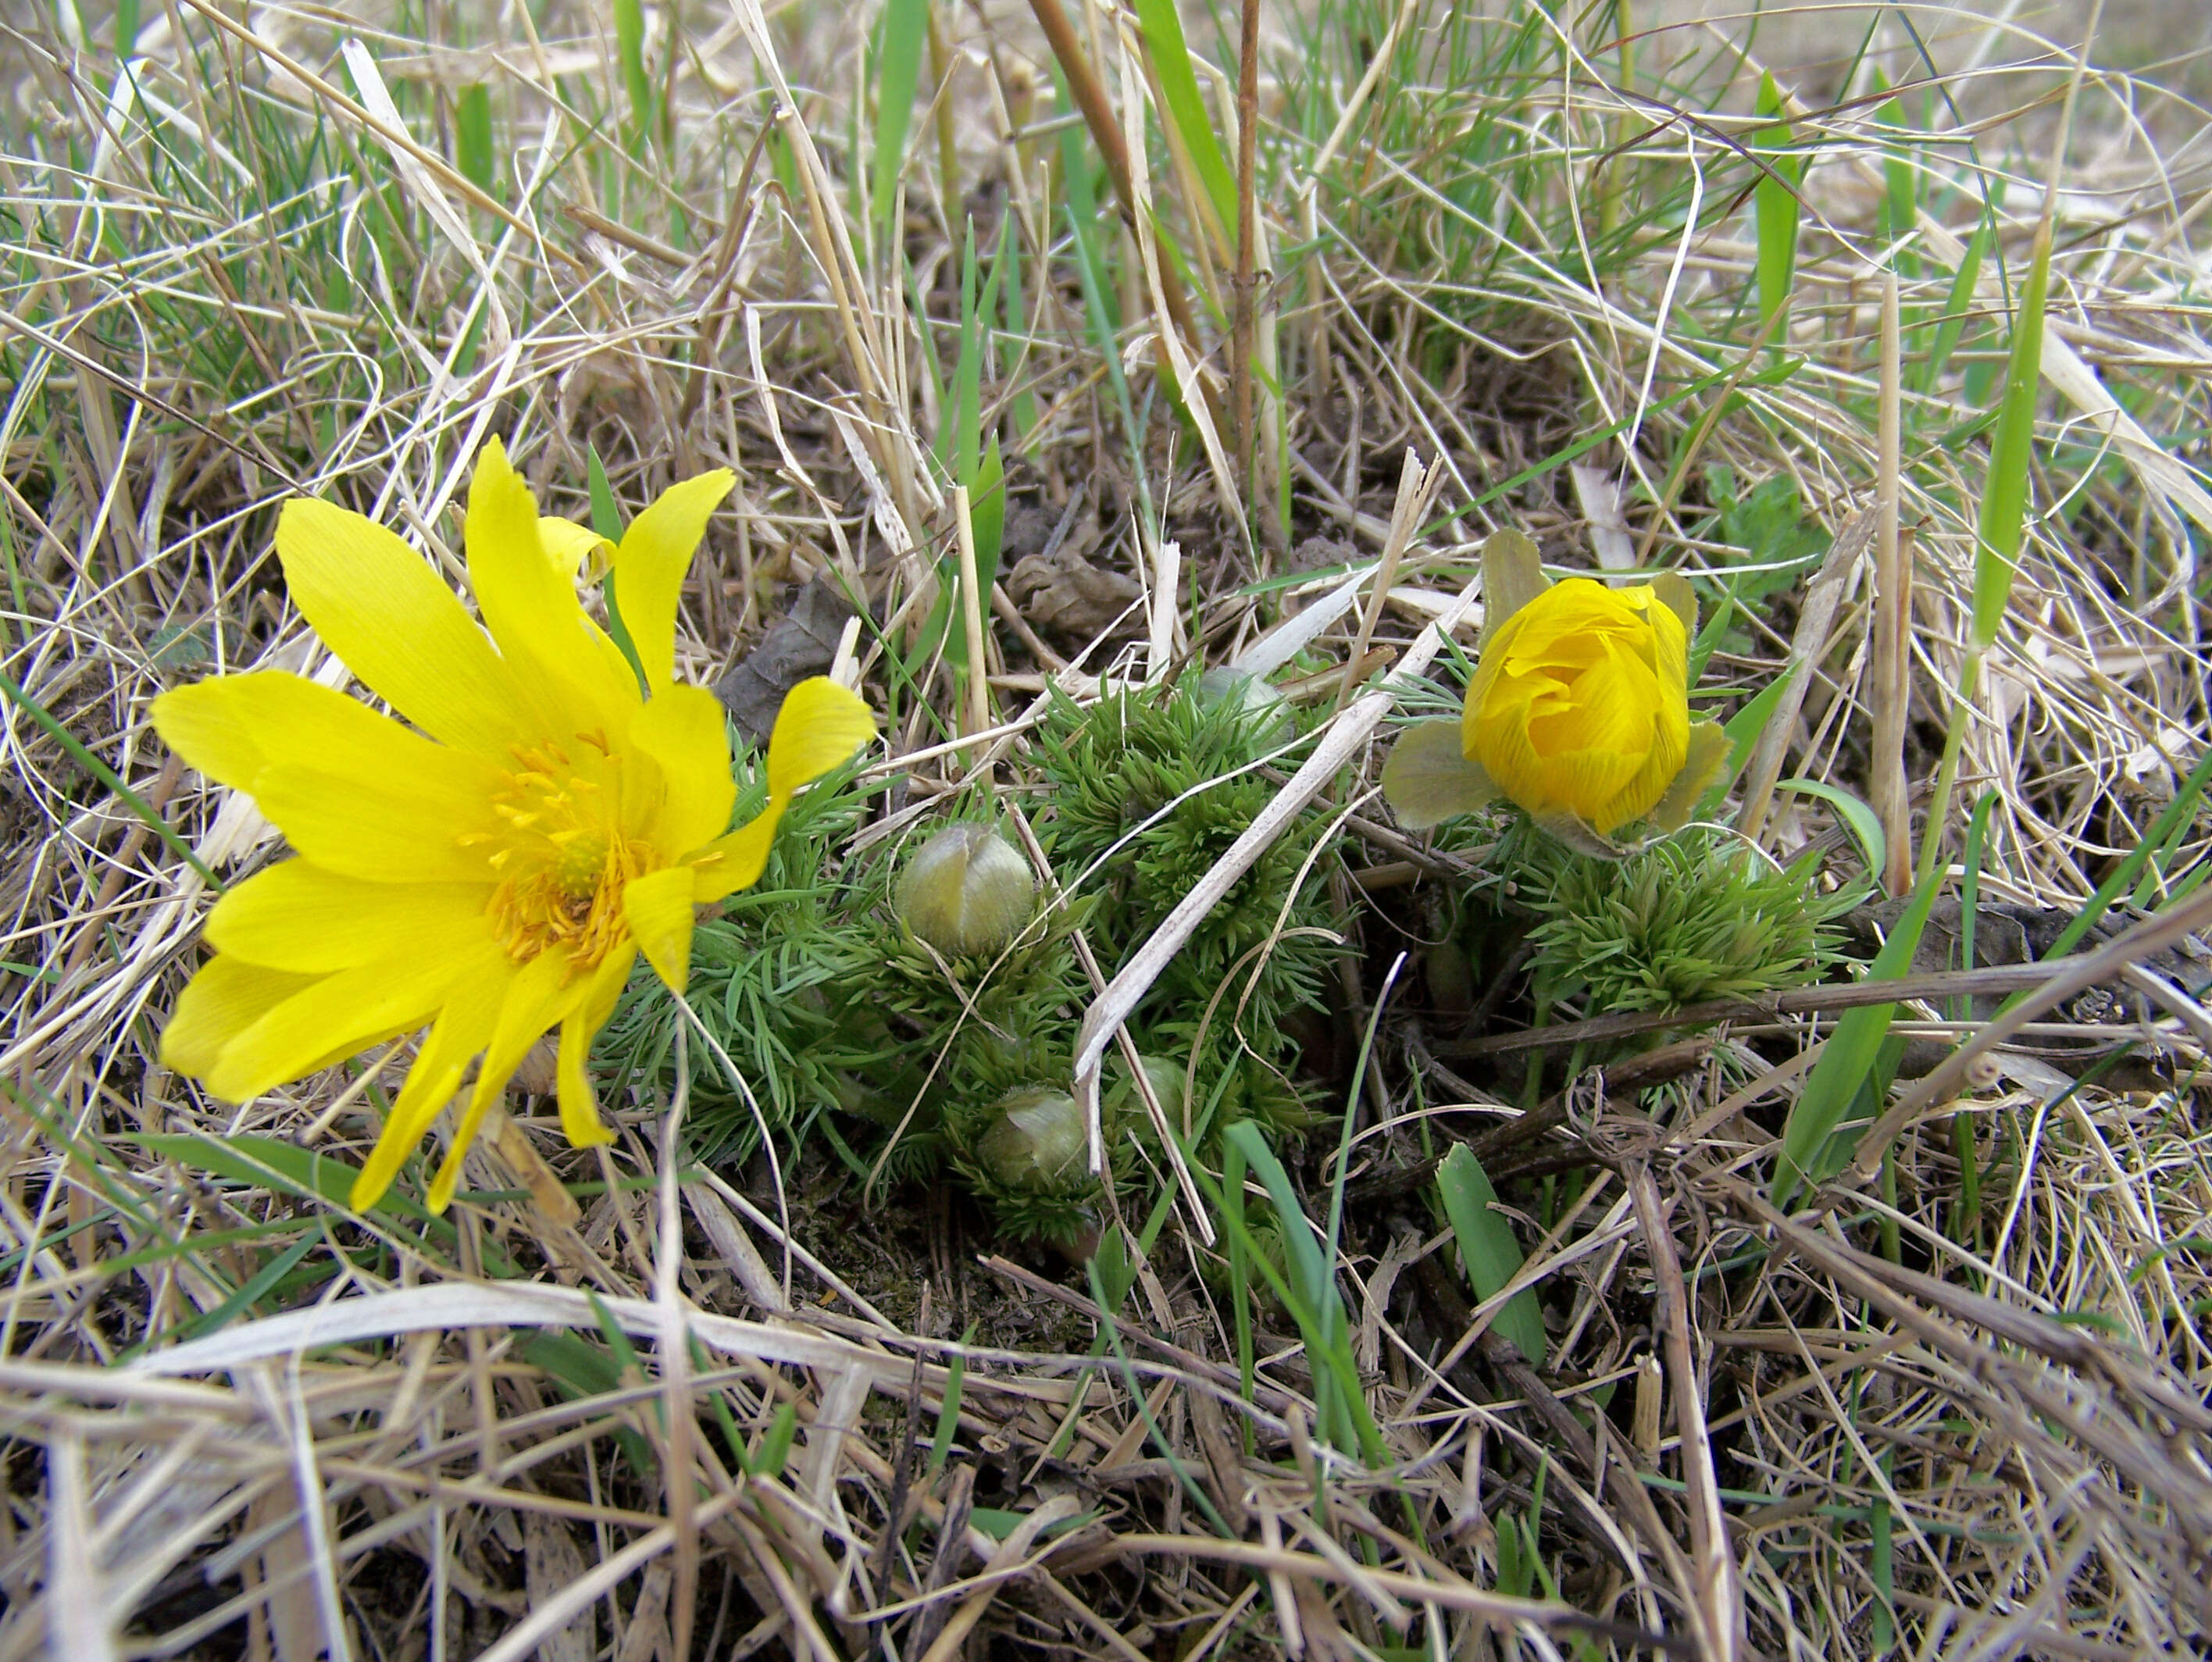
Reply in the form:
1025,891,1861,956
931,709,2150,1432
1382,719,1499,830
1650,718,1731,833
1479,530,1547,651
1649,569,1698,636
1533,811,1626,860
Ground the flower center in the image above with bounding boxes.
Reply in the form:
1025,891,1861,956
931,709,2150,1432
480,734,652,973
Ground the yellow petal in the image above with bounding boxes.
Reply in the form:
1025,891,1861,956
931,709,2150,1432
1506,580,1628,663
765,677,876,799
612,471,735,692
1592,602,1690,829
1380,719,1499,830
199,951,466,1102
627,685,735,854
1600,712,1692,830
556,947,635,1150
253,763,501,885
349,952,512,1211
1464,611,1526,750
155,671,508,880
275,498,526,758
1644,587,1692,697
1468,679,1547,808
156,670,495,794
426,949,583,1213
205,862,493,973
687,805,782,905
539,515,612,580
162,956,321,1079
1536,747,1648,830
623,865,698,993
1527,636,1660,758
463,438,638,740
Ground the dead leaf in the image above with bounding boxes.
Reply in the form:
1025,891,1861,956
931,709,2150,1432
485,1101,582,1229
715,576,855,744
1004,499,1143,644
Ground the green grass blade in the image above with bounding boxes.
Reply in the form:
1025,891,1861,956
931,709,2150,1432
1718,660,1800,795
1436,1145,1546,1364
134,1132,437,1226
755,1400,798,1478
970,433,1004,594
586,444,625,540
1223,1122,1329,1325
520,1330,658,1479
1133,0,1236,241
1971,211,2053,649
1957,789,1997,1017
997,215,1040,445
613,0,655,150
2034,743,2212,966
947,219,980,484
1922,219,1989,392
927,1321,974,1477
1751,71,1801,338
1777,778,1886,880
587,445,649,694
2,664,219,888
871,0,933,234
455,84,495,199
1773,867,1943,1204
1086,1259,1233,1536
690,1332,752,1475
1872,70,1914,248
1222,1130,1256,1451
1219,1122,1380,1461
130,1230,321,1357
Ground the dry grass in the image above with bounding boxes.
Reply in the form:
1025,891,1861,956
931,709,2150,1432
4,1,2212,1658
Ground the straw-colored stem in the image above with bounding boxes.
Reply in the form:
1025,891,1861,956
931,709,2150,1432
953,483,990,747
1874,269,1912,896
927,5,961,229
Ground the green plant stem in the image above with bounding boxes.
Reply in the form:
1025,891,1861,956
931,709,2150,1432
1914,651,1980,890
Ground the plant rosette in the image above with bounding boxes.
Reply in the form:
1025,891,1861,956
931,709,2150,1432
154,438,875,1213
1382,530,1727,855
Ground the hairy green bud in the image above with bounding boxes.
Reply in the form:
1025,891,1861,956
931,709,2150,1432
976,1086,1087,1192
1197,668,1293,747
897,824,1036,957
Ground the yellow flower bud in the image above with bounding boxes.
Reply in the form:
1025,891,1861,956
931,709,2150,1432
897,823,1036,956
976,1086,1086,1191
1380,532,1730,849
1464,578,1690,835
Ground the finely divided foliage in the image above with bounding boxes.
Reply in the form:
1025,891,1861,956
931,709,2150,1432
3,3,2211,1660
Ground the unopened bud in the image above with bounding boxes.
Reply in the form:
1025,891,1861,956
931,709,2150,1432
897,823,1036,957
1115,1054,1186,1127
1198,668,1293,747
976,1086,1086,1192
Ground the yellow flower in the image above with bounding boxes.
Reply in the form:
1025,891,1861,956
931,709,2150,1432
1382,531,1725,848
1468,578,1688,833
154,440,875,1213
